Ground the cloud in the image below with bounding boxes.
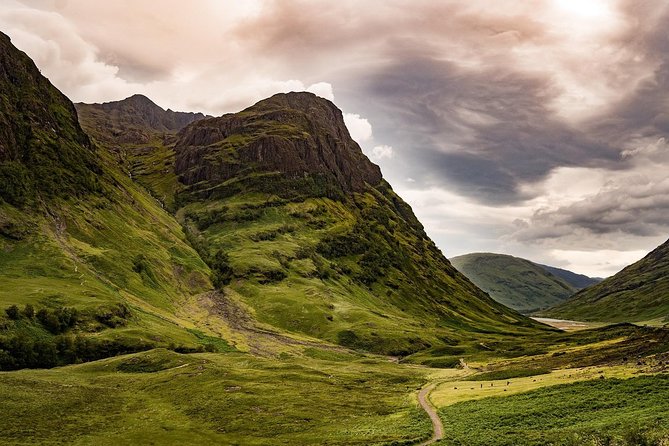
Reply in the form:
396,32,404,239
305,82,334,101
371,145,394,160
343,113,372,142
4,0,669,277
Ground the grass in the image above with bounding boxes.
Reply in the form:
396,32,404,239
437,374,669,445
0,348,431,446
430,364,644,407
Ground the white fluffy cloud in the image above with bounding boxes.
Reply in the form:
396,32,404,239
343,113,373,142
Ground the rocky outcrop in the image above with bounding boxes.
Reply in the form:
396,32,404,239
174,92,382,196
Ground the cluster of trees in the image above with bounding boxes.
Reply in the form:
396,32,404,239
1,303,153,370
4,304,78,334
0,332,154,370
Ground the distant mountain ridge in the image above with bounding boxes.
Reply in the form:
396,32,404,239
450,253,599,314
538,264,602,290
76,94,206,144
76,95,207,209
545,239,669,323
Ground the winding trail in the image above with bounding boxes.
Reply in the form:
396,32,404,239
417,383,444,445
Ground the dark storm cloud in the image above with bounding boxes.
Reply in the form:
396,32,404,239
347,56,617,204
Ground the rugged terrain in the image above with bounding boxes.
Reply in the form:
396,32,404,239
2,30,669,446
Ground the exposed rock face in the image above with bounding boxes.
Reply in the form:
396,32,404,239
174,92,382,196
76,94,206,145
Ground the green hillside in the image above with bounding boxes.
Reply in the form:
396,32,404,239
0,31,224,369
450,253,577,313
545,239,669,324
171,92,542,355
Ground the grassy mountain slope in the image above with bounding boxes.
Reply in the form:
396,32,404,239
450,253,576,313
0,31,220,369
172,92,543,356
545,239,669,323
76,95,205,210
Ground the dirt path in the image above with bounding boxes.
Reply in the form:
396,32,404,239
417,383,444,445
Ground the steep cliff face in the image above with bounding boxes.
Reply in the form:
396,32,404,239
175,92,382,200
0,31,99,205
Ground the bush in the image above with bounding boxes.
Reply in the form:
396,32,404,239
210,250,234,288
36,307,79,334
4,305,20,320
95,303,131,328
22,304,35,320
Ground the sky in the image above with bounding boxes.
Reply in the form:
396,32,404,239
2,0,669,277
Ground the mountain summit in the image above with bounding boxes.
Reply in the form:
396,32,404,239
175,91,382,198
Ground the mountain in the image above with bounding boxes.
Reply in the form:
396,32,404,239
0,31,214,370
538,264,602,290
75,95,206,209
170,92,542,355
0,32,101,207
0,27,543,374
450,253,578,313
545,239,669,323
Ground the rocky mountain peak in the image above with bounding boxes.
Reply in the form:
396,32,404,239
75,95,206,145
174,91,382,199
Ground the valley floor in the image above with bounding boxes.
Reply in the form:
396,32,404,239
2,324,669,445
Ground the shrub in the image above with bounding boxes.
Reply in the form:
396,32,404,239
210,250,234,288
4,305,20,320
22,304,35,320
95,303,131,328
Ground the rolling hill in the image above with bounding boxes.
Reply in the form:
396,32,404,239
450,253,588,313
538,264,602,290
545,239,669,323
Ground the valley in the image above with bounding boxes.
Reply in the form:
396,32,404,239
0,27,668,446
